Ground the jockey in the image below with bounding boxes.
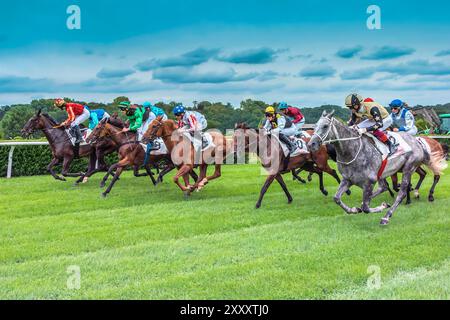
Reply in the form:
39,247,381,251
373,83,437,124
53,98,90,143
143,101,167,120
84,106,110,130
278,102,305,136
345,93,396,156
263,106,297,153
118,101,144,139
389,99,418,135
173,105,208,147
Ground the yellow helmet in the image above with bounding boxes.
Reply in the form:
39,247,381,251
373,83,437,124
345,93,363,108
265,106,275,114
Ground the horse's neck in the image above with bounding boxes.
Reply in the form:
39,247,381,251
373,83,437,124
41,118,65,146
160,123,178,151
109,125,135,145
331,122,365,161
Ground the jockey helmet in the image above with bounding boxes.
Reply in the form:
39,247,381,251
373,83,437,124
389,99,403,109
265,106,275,114
278,102,288,110
54,98,66,108
143,101,152,108
118,101,131,111
173,105,185,116
345,93,363,108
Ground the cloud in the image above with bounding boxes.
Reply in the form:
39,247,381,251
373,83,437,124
217,47,278,64
288,54,313,61
256,71,280,82
361,46,415,60
335,46,363,59
378,59,450,76
299,65,336,78
97,68,135,79
435,49,450,57
135,48,219,71
340,68,375,80
0,75,57,93
152,67,258,84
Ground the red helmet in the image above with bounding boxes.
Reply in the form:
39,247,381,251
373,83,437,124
54,98,66,108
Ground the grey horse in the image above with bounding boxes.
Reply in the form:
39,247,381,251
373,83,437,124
307,110,426,225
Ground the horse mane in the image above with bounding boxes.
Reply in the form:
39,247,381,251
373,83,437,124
41,113,58,125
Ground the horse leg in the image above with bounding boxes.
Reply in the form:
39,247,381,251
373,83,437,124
156,163,175,184
381,166,416,225
173,165,194,195
413,167,427,199
197,164,222,190
102,166,125,197
255,174,276,209
144,164,157,186
370,179,391,200
47,157,65,181
292,169,306,183
362,181,390,213
391,173,400,192
333,179,360,214
100,163,118,188
275,174,293,204
133,166,148,177
428,175,440,202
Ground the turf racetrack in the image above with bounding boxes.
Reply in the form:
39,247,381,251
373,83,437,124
0,164,449,299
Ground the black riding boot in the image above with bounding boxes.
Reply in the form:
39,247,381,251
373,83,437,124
279,133,296,153
386,139,397,156
73,125,83,144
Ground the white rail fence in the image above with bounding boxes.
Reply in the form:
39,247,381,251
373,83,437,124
1,141,49,178
1,136,449,178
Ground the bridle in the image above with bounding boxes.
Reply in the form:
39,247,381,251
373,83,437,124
312,117,363,165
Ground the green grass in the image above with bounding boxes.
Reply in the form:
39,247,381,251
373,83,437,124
0,164,449,299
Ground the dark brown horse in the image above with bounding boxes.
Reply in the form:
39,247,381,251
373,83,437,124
21,109,100,180
233,123,348,208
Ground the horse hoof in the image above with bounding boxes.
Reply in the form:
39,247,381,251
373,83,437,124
321,190,328,196
82,177,89,184
405,200,411,205
101,193,107,198
287,198,293,204
255,203,261,209
382,202,391,209
380,218,390,225
345,189,351,196
428,196,434,202
414,190,420,199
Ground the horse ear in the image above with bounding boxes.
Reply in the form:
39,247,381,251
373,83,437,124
37,108,42,116
321,110,328,118
327,109,335,118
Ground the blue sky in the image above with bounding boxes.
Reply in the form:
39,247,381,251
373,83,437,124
1,0,450,107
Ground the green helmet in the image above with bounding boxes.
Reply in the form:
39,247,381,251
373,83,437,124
118,101,131,110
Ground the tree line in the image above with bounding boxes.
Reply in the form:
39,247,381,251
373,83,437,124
0,97,449,139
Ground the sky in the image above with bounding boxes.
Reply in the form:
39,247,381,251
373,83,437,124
1,0,450,108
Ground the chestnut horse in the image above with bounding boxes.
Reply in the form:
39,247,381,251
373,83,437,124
142,117,232,196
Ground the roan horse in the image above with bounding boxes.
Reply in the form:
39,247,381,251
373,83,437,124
233,122,349,208
21,109,105,180
308,111,447,225
142,116,231,196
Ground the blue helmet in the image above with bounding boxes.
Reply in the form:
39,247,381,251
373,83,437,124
143,101,152,108
389,99,403,108
278,102,288,110
173,105,185,115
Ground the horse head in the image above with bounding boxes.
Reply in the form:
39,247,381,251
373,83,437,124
141,116,166,144
86,117,109,144
21,109,45,137
307,110,335,152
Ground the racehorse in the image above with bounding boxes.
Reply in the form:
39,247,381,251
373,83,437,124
390,136,448,202
21,109,101,180
142,117,231,196
308,111,447,225
233,122,348,208
87,118,198,197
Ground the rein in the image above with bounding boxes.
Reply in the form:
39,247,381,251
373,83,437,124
313,117,363,165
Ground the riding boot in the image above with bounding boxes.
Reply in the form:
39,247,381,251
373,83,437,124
73,125,83,144
386,139,397,156
279,133,296,154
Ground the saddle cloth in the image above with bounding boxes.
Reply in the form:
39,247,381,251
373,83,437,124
182,132,215,152
365,131,412,160
272,134,309,157
66,128,91,146
140,138,168,155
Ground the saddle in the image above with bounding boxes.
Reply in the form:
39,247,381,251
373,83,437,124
271,133,309,157
182,132,215,152
65,127,91,146
365,131,411,160
140,137,168,156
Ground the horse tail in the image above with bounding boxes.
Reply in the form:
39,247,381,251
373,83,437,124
326,144,337,162
440,143,449,160
424,140,448,175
